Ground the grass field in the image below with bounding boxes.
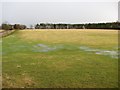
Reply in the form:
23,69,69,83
2,29,118,88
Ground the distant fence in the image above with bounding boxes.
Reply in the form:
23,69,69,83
0,30,15,38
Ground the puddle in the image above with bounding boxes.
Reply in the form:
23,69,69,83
96,50,118,58
79,46,99,52
79,46,118,59
33,43,118,59
37,44,48,48
33,44,63,52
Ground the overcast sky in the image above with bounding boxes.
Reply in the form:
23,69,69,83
0,0,119,26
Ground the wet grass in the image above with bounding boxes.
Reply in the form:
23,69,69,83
2,29,118,88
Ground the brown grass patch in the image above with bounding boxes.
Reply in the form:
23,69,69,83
3,73,36,88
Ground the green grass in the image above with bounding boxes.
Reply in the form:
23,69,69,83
2,29,118,88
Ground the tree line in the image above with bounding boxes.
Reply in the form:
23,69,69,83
1,22,120,30
35,22,120,29
1,24,26,30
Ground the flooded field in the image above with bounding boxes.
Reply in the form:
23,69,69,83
2,29,118,88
